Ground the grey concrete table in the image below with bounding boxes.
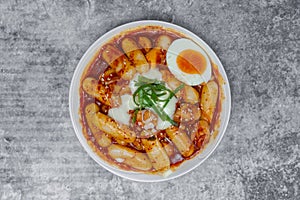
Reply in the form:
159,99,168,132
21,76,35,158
0,0,299,199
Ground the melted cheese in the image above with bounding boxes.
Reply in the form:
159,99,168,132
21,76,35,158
108,94,132,125
129,68,162,92
109,68,177,129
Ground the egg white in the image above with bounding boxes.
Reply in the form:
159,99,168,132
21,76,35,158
166,38,212,86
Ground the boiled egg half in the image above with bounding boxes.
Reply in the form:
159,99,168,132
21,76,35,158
166,38,212,86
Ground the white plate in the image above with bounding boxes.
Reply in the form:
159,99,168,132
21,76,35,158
69,20,231,182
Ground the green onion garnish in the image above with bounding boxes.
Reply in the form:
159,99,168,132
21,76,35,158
132,76,184,126
132,109,139,123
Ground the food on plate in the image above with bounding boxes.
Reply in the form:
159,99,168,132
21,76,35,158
79,26,225,175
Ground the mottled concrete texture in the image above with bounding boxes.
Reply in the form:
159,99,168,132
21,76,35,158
0,0,299,199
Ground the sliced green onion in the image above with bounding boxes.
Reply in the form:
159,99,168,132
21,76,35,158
132,76,185,126
173,84,185,94
162,84,184,109
132,109,139,123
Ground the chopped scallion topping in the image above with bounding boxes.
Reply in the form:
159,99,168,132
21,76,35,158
132,76,184,126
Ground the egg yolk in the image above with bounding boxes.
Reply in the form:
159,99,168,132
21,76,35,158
176,49,207,74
